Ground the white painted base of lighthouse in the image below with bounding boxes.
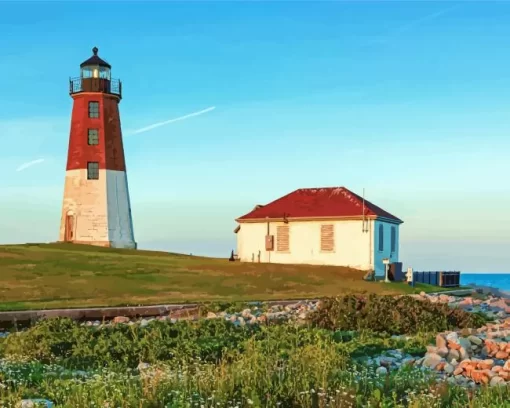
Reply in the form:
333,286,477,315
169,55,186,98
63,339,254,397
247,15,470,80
59,169,136,249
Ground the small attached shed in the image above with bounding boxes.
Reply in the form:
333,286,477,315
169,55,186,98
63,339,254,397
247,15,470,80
234,187,403,276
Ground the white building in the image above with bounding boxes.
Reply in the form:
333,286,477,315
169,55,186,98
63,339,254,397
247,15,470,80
234,187,403,277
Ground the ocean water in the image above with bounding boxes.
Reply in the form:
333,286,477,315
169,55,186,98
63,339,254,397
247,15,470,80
460,273,510,292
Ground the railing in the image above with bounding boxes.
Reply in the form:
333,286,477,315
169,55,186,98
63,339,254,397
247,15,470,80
69,77,122,98
413,271,461,288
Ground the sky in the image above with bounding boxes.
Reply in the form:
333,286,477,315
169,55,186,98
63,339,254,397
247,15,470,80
0,1,509,272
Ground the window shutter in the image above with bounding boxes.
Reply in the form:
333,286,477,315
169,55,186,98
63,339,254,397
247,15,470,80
320,224,334,252
276,225,289,252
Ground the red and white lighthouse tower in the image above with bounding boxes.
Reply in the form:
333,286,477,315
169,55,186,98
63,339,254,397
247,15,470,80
59,47,136,249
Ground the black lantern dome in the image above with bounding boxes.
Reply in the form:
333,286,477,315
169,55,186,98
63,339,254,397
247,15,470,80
80,47,111,80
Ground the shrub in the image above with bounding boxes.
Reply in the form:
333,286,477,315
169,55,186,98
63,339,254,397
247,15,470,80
0,318,259,369
308,295,486,334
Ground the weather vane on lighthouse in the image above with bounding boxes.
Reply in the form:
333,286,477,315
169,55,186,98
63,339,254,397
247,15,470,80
59,47,137,249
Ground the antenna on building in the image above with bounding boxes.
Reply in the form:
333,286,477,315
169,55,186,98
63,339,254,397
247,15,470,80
362,188,366,233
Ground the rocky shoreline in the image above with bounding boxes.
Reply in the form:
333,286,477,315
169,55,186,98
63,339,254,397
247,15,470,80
101,291,510,389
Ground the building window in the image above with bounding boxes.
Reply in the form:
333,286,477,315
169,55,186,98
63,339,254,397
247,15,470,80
378,224,384,251
88,129,99,145
88,101,99,118
276,225,289,252
391,226,396,253
87,162,99,180
320,224,334,252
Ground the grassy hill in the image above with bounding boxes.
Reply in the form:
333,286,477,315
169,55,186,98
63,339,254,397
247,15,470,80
0,243,436,311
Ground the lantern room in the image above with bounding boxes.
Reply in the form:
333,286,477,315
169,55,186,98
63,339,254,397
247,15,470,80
69,47,122,98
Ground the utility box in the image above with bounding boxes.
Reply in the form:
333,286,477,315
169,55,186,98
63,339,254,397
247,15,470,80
265,235,274,251
388,262,403,281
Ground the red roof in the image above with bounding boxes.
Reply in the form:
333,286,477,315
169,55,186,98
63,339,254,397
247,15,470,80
236,187,403,223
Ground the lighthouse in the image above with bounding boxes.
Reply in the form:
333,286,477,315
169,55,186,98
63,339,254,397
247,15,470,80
59,47,136,249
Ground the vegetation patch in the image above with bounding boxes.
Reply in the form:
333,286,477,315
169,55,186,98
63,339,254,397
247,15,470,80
0,295,507,407
309,295,487,334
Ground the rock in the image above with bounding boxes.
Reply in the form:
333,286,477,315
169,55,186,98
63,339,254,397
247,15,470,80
444,363,455,374
495,351,509,359
458,347,469,361
446,332,459,342
490,376,506,387
436,361,446,371
446,349,460,362
478,359,495,370
229,315,238,323
471,369,490,384
241,309,252,318
436,334,447,349
257,315,267,324
423,353,443,369
468,335,482,346
453,367,464,376
458,337,472,351
169,307,198,320
454,374,467,384
437,347,449,358
376,366,388,376
140,319,149,327
446,376,456,385
266,311,288,321
426,345,438,354
206,312,218,319
402,357,416,366
113,316,130,324
19,401,54,408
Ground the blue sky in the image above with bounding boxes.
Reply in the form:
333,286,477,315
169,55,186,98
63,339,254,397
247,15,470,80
0,1,509,272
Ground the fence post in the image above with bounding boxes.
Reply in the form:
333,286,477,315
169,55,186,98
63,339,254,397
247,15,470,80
406,267,413,286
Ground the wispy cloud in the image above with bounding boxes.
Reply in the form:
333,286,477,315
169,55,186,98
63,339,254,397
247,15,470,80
393,5,460,36
128,106,216,135
16,158,45,172
367,5,461,46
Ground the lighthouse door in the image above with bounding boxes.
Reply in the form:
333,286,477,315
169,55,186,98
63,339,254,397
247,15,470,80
65,214,75,242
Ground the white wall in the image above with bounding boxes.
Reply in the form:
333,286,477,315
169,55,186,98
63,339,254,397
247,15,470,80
373,220,400,277
236,219,374,270
59,169,109,243
59,169,136,249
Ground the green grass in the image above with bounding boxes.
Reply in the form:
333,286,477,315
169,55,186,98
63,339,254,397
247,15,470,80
0,243,452,311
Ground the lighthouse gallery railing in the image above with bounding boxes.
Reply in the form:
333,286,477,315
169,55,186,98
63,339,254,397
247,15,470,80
69,77,122,98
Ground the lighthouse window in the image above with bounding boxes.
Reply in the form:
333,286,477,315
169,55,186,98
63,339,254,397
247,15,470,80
88,129,99,145
88,101,99,118
87,162,99,180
